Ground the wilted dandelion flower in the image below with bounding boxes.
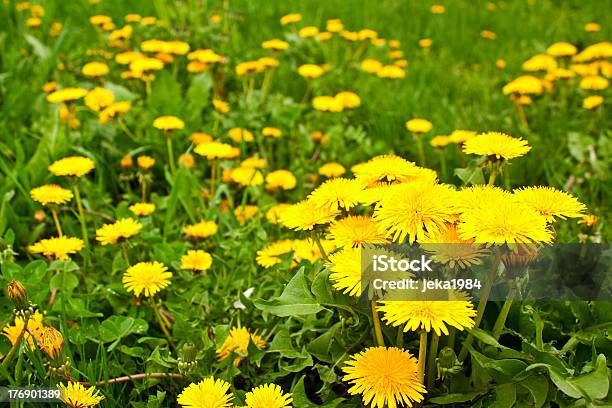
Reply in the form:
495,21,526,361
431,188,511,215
39,326,64,359
58,382,104,408
49,156,95,177
180,250,213,272
327,247,362,297
318,162,346,178
583,95,604,110
184,220,218,239
327,216,388,248
265,170,296,191
244,384,292,408
153,115,185,131
406,118,433,133
280,199,339,231
513,186,586,222
96,218,142,245
463,131,531,160
47,88,88,104
217,327,267,366
379,294,476,335
308,178,364,210
342,347,425,408
177,377,233,408
458,198,552,244
84,87,114,111
373,181,457,243
129,203,155,217
29,236,83,260
30,184,73,205
122,261,171,297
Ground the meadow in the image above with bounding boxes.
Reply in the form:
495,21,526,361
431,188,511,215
0,0,610,407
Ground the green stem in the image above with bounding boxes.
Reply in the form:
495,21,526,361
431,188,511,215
72,183,90,272
51,208,63,237
311,231,329,263
492,281,517,340
415,134,426,167
427,333,440,389
418,331,428,384
152,301,175,350
371,302,385,347
458,248,502,361
166,135,176,175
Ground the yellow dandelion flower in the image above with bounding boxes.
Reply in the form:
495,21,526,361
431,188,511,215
342,347,425,408
584,22,600,32
430,135,450,148
29,236,84,260
377,64,406,79
244,384,292,408
318,162,346,178
327,247,362,297
262,127,282,138
361,58,383,73
266,170,296,191
231,167,264,186
452,185,512,213
3,310,44,348
96,218,142,245
183,220,218,239
327,18,344,33
234,205,259,225
502,75,544,95
256,240,294,268
298,64,325,79
180,250,213,272
583,95,604,110
265,203,291,225
217,327,267,366
30,184,73,206
137,155,155,170
49,156,95,178
546,41,577,57
153,115,185,131
379,295,476,335
122,261,171,297
84,87,114,112
327,216,388,248
405,118,433,133
39,326,64,359
279,200,339,231
521,54,557,72
463,131,531,160
351,155,419,185
458,198,553,244
373,181,457,243
513,186,586,222
212,99,230,113
228,127,254,143
82,61,109,77
129,203,156,217
420,224,489,269
308,178,364,211
335,91,361,108
177,377,233,408
298,26,319,38
195,141,239,159
47,88,88,104
99,101,131,124
58,382,104,408
280,13,301,25
578,214,599,228
579,76,609,90
448,130,477,144
190,132,213,145
262,38,289,51
312,95,344,112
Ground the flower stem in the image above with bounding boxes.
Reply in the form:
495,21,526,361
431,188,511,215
51,208,63,237
210,159,219,201
371,301,385,347
492,281,517,340
418,331,428,384
166,135,176,175
72,183,90,271
152,301,175,349
312,231,329,263
426,333,439,389
415,134,427,167
458,248,502,361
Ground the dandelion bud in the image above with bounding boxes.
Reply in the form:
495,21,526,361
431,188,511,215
40,326,65,360
7,280,29,311
177,342,198,374
437,347,461,380
502,244,539,278
34,209,47,222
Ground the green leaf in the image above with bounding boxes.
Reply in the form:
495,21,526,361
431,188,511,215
493,383,516,408
254,267,325,317
99,316,149,346
148,70,182,115
568,354,609,401
519,374,549,408
291,376,345,408
50,271,79,293
268,329,304,359
429,390,486,404
24,34,51,60
526,363,582,399
185,72,212,125
454,166,485,185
